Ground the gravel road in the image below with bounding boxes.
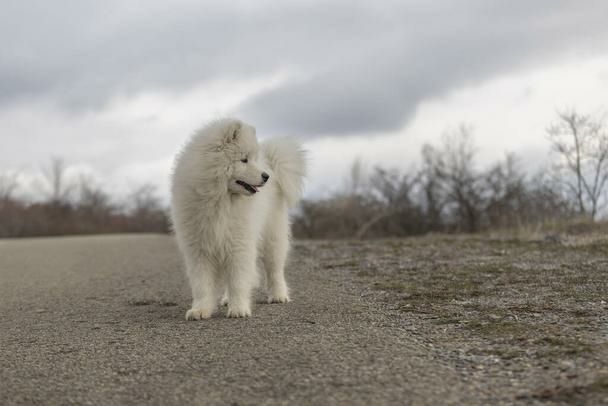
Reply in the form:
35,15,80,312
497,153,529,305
1,234,606,405
0,234,472,405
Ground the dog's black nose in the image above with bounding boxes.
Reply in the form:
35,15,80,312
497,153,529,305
261,172,270,183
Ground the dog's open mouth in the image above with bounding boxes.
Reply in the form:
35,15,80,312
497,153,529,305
236,180,263,194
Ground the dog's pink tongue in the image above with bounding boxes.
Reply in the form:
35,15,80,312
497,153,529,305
252,185,258,192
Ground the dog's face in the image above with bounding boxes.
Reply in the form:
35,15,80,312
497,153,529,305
222,121,270,196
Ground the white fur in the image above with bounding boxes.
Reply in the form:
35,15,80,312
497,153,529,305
170,118,305,320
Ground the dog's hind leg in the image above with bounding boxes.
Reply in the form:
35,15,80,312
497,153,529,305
262,205,291,304
185,256,221,321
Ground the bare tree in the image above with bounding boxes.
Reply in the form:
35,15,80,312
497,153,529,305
419,144,447,230
547,110,608,220
0,171,19,202
355,167,419,238
77,176,114,229
525,172,575,224
79,176,110,210
430,124,484,232
482,153,527,228
345,158,366,196
41,157,74,204
127,184,169,232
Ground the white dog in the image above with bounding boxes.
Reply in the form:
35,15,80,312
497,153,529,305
170,119,305,320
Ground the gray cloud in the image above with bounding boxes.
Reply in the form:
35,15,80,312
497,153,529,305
1,1,608,135
237,1,608,136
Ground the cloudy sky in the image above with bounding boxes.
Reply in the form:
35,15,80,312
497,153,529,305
1,0,607,201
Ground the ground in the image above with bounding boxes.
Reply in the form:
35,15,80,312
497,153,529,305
0,234,607,405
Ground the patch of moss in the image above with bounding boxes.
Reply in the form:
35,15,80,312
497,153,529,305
523,375,608,402
543,346,593,358
371,281,408,291
373,269,491,300
464,319,530,338
588,376,608,392
323,260,360,269
536,336,570,346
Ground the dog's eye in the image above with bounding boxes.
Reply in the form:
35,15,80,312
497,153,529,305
240,158,248,163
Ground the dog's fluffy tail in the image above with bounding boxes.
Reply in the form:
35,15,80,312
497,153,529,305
262,138,306,208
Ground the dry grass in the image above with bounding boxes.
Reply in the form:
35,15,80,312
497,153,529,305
485,217,608,243
305,235,608,403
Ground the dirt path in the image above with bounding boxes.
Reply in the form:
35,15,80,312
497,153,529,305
1,235,606,404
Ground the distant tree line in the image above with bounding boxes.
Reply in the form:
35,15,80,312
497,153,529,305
0,158,169,238
292,109,608,238
1,109,606,239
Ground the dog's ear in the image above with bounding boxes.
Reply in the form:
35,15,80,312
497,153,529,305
223,121,242,145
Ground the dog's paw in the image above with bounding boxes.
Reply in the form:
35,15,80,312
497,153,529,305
226,305,251,318
268,294,290,304
185,308,212,321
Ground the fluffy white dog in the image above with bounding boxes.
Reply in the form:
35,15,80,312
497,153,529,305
170,119,306,320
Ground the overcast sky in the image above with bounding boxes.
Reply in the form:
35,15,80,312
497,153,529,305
1,1,607,201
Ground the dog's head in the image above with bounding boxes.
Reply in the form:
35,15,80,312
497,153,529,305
220,120,270,196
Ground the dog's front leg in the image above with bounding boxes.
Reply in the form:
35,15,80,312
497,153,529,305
225,246,257,318
185,256,221,321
